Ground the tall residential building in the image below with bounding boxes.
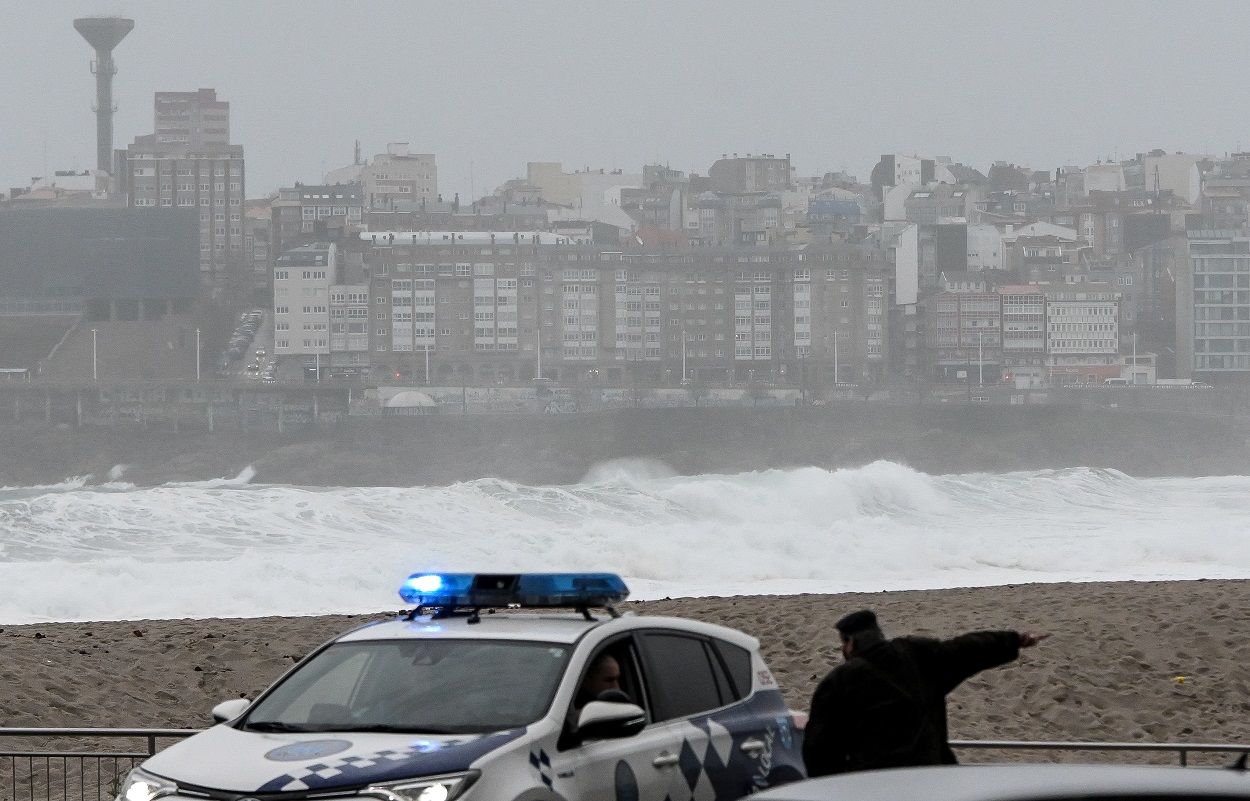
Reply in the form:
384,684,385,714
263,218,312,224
997,285,1046,386
243,200,272,300
124,89,244,298
154,89,229,147
1177,229,1250,382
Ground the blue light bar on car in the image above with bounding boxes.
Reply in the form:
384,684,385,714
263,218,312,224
398,572,629,609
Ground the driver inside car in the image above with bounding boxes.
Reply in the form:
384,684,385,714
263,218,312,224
574,653,624,709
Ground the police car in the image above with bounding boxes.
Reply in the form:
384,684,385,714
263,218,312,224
118,572,805,801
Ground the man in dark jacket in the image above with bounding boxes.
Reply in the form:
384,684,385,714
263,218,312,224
803,609,1048,776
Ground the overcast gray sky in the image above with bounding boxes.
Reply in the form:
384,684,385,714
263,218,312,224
4,1,1250,199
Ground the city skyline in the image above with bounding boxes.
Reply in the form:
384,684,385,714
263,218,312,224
5,1,1250,199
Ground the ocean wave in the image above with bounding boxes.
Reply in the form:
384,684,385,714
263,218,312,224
0,461,1246,623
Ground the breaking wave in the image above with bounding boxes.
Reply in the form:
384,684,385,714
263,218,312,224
0,461,1245,623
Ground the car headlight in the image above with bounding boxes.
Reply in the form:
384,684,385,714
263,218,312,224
360,770,478,801
115,768,177,801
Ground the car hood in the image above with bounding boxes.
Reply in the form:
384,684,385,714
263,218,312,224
143,724,527,793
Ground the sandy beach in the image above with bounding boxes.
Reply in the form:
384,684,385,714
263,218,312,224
2,580,1248,762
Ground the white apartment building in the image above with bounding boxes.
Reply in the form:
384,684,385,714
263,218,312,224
1044,289,1121,384
273,243,335,364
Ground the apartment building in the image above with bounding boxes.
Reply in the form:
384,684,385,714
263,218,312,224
904,184,982,224
708,154,792,194
362,232,544,384
329,279,370,378
922,291,1002,382
153,89,229,147
273,244,334,367
360,234,888,386
363,144,437,210
244,201,272,300
1044,289,1120,385
1177,230,1250,382
998,285,1046,386
124,89,244,298
271,183,365,260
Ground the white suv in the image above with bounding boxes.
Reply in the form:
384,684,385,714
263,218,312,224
119,573,806,801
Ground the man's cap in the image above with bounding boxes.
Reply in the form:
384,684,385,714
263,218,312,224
835,609,879,637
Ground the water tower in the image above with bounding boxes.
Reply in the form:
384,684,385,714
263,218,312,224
73,16,134,173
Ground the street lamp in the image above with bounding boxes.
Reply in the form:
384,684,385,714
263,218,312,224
833,330,839,386
681,323,688,383
91,328,98,382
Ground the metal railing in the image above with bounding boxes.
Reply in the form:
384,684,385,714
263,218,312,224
0,729,198,801
1,729,1247,801
951,739,1250,767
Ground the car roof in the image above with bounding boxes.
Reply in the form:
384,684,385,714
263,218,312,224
333,611,759,650
755,765,1250,801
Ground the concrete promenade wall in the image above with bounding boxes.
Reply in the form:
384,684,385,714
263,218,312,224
2,403,1248,488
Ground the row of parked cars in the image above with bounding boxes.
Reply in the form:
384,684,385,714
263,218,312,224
216,309,266,376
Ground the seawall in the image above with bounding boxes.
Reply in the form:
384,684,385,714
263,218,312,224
3,403,1248,487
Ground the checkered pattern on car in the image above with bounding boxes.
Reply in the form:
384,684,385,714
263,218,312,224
662,691,804,801
256,728,528,793
262,746,429,792
667,718,736,801
528,748,554,788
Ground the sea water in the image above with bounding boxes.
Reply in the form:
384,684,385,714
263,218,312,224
0,460,1244,623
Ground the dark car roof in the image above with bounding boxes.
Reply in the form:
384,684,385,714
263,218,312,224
755,764,1250,801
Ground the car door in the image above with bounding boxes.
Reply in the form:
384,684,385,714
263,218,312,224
562,636,683,801
637,632,777,801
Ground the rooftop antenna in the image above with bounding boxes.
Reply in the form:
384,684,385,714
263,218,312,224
73,16,134,174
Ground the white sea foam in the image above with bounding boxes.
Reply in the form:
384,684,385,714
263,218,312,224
0,461,1243,623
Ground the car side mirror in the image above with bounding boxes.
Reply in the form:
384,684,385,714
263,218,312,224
576,700,647,742
211,698,251,723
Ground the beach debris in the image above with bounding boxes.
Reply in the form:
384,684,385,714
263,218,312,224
1174,675,1188,684
132,629,143,637
33,632,44,639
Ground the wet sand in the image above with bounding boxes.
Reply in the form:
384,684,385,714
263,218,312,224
1,581,1248,760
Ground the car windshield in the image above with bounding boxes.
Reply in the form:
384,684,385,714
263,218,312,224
243,638,571,734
